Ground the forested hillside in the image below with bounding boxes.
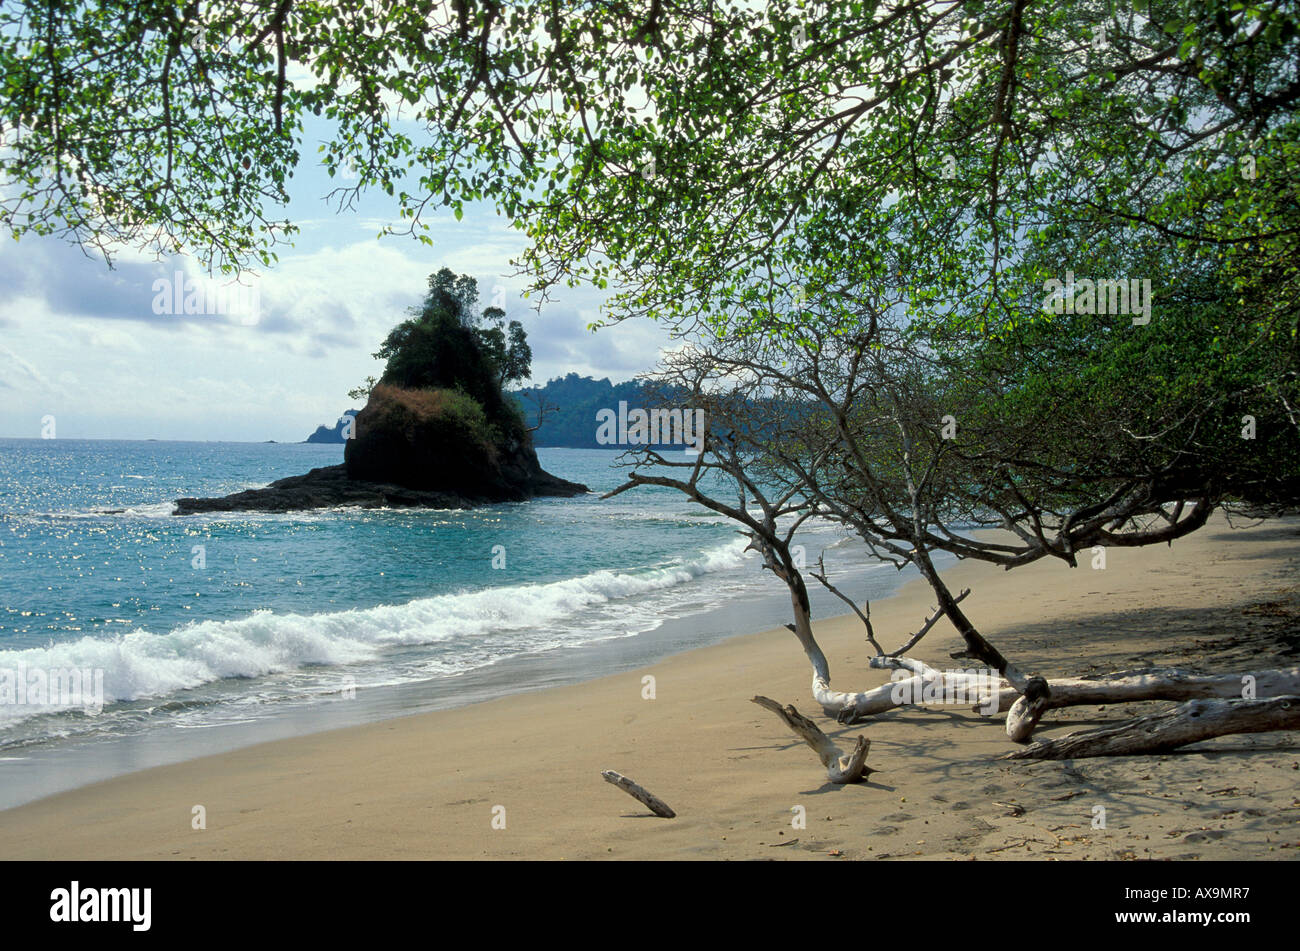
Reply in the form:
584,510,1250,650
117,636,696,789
512,374,648,448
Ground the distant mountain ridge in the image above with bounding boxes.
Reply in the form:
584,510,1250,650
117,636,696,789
305,374,751,450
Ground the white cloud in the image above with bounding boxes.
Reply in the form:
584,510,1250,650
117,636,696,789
0,207,674,440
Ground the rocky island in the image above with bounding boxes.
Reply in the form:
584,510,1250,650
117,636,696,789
174,269,588,515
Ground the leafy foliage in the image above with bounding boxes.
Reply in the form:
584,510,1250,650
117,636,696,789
371,267,530,438
365,382,497,462
3,0,1296,514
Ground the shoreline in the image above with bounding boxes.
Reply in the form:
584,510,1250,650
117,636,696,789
0,546,939,812
2,514,1297,860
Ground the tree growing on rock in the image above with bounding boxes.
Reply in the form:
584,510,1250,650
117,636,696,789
341,268,569,500
371,267,532,428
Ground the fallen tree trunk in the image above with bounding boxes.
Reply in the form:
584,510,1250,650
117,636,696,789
778,551,1300,749
812,668,1000,723
785,609,1009,723
752,696,872,783
1005,695,1300,759
847,660,1300,744
780,564,1043,727
998,666,1300,742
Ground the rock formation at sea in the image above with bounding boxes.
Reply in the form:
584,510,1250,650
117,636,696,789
174,385,587,514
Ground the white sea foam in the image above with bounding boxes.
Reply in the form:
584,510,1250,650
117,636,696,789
0,537,751,729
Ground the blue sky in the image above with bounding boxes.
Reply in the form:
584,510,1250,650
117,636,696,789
0,119,673,441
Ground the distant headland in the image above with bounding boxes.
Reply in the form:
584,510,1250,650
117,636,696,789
303,409,358,444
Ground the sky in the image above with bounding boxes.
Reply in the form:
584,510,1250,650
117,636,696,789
0,120,674,442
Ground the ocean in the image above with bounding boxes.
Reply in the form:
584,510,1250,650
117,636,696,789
0,439,937,808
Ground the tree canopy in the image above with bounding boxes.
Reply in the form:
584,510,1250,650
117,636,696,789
368,267,531,434
3,1,1296,508
4,1,1296,311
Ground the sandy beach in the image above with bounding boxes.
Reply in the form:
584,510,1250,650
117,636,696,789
2,514,1297,861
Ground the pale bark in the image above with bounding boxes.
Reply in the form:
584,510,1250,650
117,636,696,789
1006,695,1300,759
600,770,676,818
751,695,872,783
998,666,1300,742
784,554,1300,751
804,649,1300,742
786,589,1002,722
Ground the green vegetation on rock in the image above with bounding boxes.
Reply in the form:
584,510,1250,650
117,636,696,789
343,269,567,499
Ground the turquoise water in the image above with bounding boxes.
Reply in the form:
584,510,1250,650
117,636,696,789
1,439,893,757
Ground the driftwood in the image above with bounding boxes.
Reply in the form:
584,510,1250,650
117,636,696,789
818,673,999,723
998,666,1300,742
600,770,676,818
863,660,1300,743
752,695,872,783
1006,695,1300,759
1002,677,1055,742
799,655,1035,724
777,577,1039,725
785,625,1002,724
773,545,1300,755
